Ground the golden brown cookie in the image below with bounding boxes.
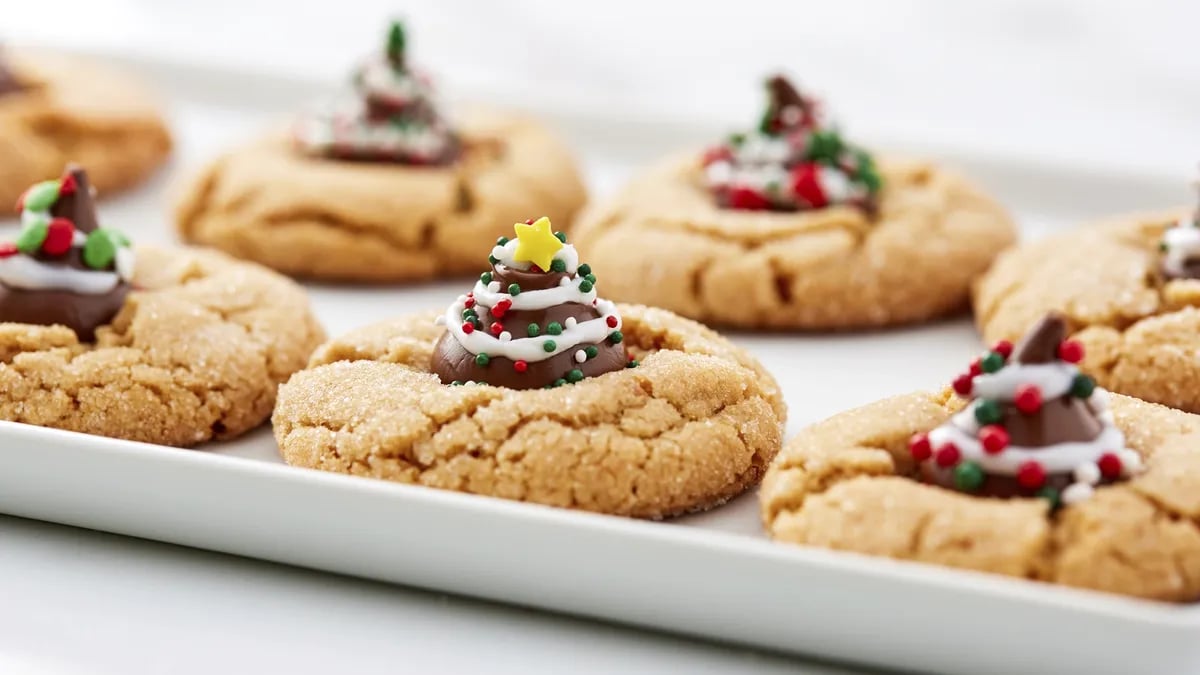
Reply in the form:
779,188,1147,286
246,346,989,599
973,210,1200,413
173,109,587,283
273,305,785,518
760,388,1200,602
571,156,1016,329
0,50,172,208
0,246,324,446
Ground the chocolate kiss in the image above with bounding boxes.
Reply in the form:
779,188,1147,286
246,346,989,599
50,164,100,233
1012,312,1068,364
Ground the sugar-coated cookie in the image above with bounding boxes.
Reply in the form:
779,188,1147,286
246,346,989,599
975,198,1200,414
273,218,784,518
0,49,171,209
0,166,324,446
173,22,585,283
573,75,1015,329
761,313,1200,602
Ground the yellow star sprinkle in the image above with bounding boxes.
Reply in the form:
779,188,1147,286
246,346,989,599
512,216,563,271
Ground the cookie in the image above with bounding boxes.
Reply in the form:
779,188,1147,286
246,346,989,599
273,217,784,518
761,314,1200,602
0,243,325,446
974,206,1200,413
0,49,172,209
572,76,1015,329
173,22,586,283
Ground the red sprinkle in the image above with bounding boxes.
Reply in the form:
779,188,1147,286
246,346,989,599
606,316,618,328
42,218,75,256
0,242,17,258
461,322,475,334
726,186,771,211
993,340,1013,358
952,373,974,396
979,425,1009,454
1017,461,1047,489
513,360,528,373
1014,384,1043,414
464,297,475,309
492,299,512,318
935,444,961,468
1058,339,1085,363
969,357,983,376
490,322,503,335
909,433,932,461
59,172,78,196
1097,453,1123,479
525,218,536,225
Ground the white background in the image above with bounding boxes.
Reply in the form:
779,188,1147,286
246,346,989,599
2,2,1198,674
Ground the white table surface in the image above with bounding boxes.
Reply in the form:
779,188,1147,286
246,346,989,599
2,2,1198,673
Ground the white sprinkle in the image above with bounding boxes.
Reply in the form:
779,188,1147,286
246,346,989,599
574,350,587,363
487,281,500,292
1073,462,1101,486
564,317,577,328
1119,450,1143,475
559,277,571,286
1061,483,1094,505
499,332,512,342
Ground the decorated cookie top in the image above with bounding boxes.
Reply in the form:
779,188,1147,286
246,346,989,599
1159,201,1200,279
431,217,634,390
292,21,459,165
909,313,1141,507
0,165,135,340
702,75,881,212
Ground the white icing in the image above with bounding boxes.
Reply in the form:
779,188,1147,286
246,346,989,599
471,272,596,312
1162,216,1200,276
970,362,1077,400
1073,462,1101,486
928,411,1127,474
0,255,120,294
490,239,580,274
441,295,621,364
1061,483,1094,506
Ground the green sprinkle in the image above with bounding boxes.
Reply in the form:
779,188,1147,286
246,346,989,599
450,380,464,386
462,308,477,319
496,236,509,246
543,340,556,353
973,399,1002,426
508,283,521,296
1160,240,1170,252
953,461,985,492
579,280,594,293
480,271,493,284
550,259,567,273
584,273,596,284
547,322,562,336
475,353,490,367
15,219,48,254
584,345,599,359
626,359,639,368
526,323,540,337
855,149,883,193
83,230,120,269
489,255,499,265
577,264,592,276
1070,374,1096,398
609,331,624,344
567,369,584,383
22,180,61,212
1037,486,1061,508
553,378,567,388
728,133,745,146
806,129,844,162
554,231,567,243
980,351,1005,374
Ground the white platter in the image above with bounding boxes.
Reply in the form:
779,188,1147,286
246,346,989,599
0,51,1197,675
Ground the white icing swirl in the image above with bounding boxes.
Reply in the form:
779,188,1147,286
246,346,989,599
1162,216,1200,277
968,362,1077,400
490,238,579,274
0,255,121,294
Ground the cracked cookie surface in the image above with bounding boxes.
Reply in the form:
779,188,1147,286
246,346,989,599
760,389,1200,601
273,305,785,518
0,246,325,446
974,211,1200,413
174,109,587,283
571,156,1016,329
0,50,172,208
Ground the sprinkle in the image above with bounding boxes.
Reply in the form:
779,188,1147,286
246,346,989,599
973,399,1002,425
953,461,985,492
578,264,592,276
993,340,1013,358
450,381,464,386
480,271,493,284
461,322,475,333
579,280,594,293
496,236,509,245
952,373,974,396
934,444,960,468
606,316,618,328
553,378,567,388
1060,483,1092,505
567,369,584,383
513,360,528,373
492,299,512,318
547,322,563,336
574,350,587,363
1058,339,1085,363
1070,374,1096,398
1037,486,1062,508
1016,461,1047,489
508,283,521,296
978,425,1009,454
1074,462,1101,486
609,330,623,344
564,317,577,328
543,340,556,352
499,331,512,342
527,323,540,337
1014,384,1043,414
475,353,490,367
626,359,639,368
1097,453,1123,479
487,281,500,292
490,322,504,335
980,351,1005,373
584,345,598,359
462,308,476,319
550,259,567,273
464,297,476,308
489,255,500,265
909,433,932,461
15,219,48,254
554,231,567,243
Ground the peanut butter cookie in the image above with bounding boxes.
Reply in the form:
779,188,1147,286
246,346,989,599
0,49,171,209
273,218,784,518
974,203,1200,413
572,76,1015,329
173,22,585,283
761,314,1200,602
